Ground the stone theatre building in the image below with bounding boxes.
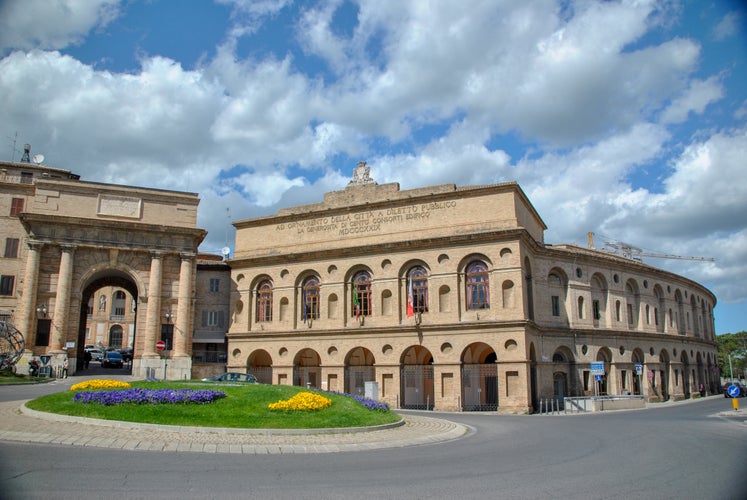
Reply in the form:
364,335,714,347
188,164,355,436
227,163,719,413
2,155,719,412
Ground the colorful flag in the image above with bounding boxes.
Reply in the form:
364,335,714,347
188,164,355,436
353,282,360,320
406,275,414,318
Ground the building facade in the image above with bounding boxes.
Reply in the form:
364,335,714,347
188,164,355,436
227,164,718,413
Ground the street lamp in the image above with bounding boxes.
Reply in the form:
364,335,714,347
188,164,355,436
36,304,47,318
164,310,174,323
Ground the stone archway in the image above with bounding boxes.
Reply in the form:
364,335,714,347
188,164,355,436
247,349,273,384
344,346,375,395
461,342,498,411
15,180,205,379
400,345,434,409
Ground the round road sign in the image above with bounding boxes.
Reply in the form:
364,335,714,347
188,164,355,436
727,385,741,398
156,340,166,351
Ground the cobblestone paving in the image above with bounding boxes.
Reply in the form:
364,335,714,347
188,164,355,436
0,400,469,454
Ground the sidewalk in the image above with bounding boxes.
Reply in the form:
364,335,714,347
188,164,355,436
0,399,470,455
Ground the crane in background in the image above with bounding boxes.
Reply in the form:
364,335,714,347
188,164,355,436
587,232,715,262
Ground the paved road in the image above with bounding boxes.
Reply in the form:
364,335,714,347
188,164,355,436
1,374,746,500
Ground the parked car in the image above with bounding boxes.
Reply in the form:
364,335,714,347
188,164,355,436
202,372,258,383
722,381,747,397
87,349,104,362
101,351,123,368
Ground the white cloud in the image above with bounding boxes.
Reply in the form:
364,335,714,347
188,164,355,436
712,11,742,41
660,76,724,124
0,0,120,53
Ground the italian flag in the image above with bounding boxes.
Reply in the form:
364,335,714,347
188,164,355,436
406,276,414,318
353,283,361,320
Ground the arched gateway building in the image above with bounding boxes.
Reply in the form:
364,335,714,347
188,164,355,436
227,163,719,413
1,158,206,379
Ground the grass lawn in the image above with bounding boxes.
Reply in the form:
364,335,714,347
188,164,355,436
25,380,401,429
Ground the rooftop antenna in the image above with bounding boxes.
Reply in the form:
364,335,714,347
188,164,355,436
20,143,31,163
6,131,20,162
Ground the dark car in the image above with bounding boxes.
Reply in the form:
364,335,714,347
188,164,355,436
202,372,257,383
101,351,124,369
722,381,747,397
119,348,133,362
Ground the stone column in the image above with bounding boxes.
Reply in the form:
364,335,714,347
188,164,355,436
142,252,163,357
18,242,42,349
52,245,74,352
173,254,194,357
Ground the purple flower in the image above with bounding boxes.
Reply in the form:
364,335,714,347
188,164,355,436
325,390,390,412
74,388,226,405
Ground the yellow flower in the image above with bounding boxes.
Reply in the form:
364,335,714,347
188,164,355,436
70,379,131,391
268,392,332,411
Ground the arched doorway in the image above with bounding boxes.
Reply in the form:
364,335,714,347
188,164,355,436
293,348,321,389
77,272,139,373
345,347,375,396
552,346,576,399
529,342,538,411
631,349,645,396
247,349,273,384
461,342,498,411
681,351,691,398
596,348,612,395
400,345,434,409
659,350,670,401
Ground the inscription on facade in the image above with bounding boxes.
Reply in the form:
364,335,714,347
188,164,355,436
98,195,143,219
275,200,457,236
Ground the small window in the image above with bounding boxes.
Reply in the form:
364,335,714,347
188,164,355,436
0,275,15,296
209,278,220,292
10,198,24,216
592,299,601,320
4,238,20,258
577,296,584,319
160,324,174,350
35,319,51,346
615,300,621,322
202,310,225,327
20,172,33,184
551,295,560,316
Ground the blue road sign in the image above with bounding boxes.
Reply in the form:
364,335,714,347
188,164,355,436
594,374,603,381
591,362,605,375
727,385,741,398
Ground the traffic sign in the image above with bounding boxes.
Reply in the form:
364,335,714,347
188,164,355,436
635,363,643,376
591,362,605,375
727,385,741,398
156,340,166,351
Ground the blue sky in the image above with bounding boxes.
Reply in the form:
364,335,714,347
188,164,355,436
1,0,745,334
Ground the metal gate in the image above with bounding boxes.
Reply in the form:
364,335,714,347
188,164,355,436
248,367,273,385
345,366,375,396
400,365,434,409
294,366,321,389
461,363,498,411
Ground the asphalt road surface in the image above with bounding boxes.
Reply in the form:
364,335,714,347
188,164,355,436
1,377,745,500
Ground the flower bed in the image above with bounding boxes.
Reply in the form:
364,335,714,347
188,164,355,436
73,388,226,406
70,379,132,391
268,391,332,411
327,391,390,412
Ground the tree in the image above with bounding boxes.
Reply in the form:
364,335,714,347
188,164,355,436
716,331,747,380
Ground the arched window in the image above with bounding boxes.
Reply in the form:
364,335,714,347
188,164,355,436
408,266,429,314
112,290,126,317
302,276,321,321
352,271,372,317
465,261,490,310
256,280,273,322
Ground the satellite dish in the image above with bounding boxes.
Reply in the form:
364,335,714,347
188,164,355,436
220,247,231,256
32,154,45,164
